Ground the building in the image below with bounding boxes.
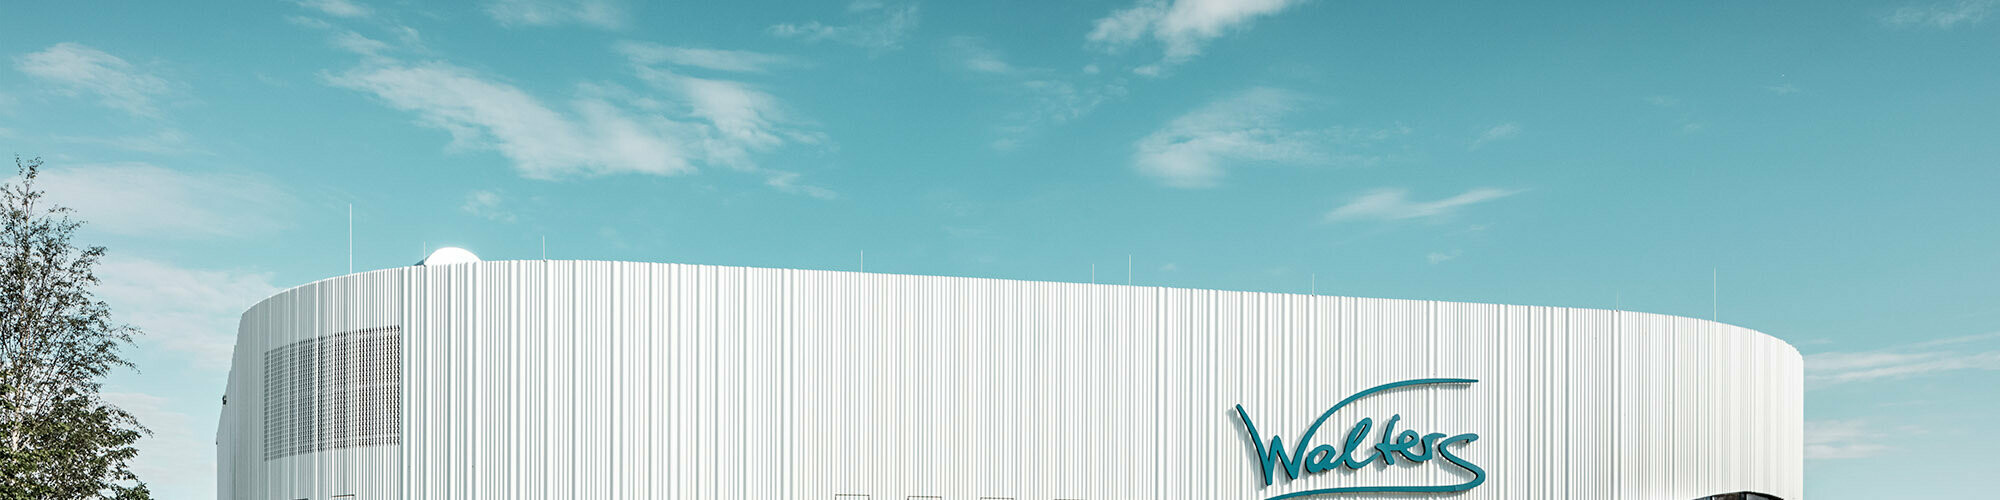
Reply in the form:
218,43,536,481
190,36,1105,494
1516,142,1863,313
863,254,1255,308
216,251,1803,500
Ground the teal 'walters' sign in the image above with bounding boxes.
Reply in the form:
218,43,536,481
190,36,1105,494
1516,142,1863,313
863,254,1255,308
1234,378,1487,499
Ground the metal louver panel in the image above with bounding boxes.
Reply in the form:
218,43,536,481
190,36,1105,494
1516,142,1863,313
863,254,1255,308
218,261,1803,500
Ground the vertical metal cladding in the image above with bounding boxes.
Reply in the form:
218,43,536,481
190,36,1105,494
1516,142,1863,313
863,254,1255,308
217,261,1804,500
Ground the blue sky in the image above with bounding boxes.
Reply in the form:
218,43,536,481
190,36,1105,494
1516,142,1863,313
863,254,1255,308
4,0,1998,497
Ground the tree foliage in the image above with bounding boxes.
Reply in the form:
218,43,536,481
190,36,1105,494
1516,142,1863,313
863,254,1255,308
0,157,151,500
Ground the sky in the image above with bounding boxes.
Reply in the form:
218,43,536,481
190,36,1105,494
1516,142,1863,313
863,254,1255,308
2,0,1997,498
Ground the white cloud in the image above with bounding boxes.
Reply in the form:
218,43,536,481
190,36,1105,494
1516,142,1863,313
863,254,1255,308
287,15,335,30
1427,250,1462,264
103,391,213,500
1470,122,1520,150
1805,419,1891,459
15,43,174,118
948,37,1125,149
1805,332,2000,386
1884,0,1995,28
96,256,281,367
328,49,833,196
1087,0,1306,70
615,42,795,73
947,37,1017,75
764,171,838,200
331,31,394,57
30,162,291,238
297,0,371,18
329,62,700,178
1133,87,1402,188
52,128,200,155
627,64,827,171
461,189,515,222
769,2,920,51
1325,187,1523,222
486,0,625,29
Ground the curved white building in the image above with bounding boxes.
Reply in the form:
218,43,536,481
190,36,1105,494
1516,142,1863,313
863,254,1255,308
216,259,1803,500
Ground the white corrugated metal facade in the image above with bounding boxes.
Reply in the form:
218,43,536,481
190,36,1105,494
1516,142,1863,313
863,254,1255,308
216,260,1804,500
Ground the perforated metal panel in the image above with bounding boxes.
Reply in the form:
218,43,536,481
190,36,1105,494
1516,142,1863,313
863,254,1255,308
260,326,402,460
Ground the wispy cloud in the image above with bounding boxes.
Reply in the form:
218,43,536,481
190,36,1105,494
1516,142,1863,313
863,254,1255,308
329,61,699,178
1806,331,2000,386
1325,187,1523,222
1883,0,1995,29
326,41,833,196
1134,88,1404,188
764,171,838,200
486,0,625,29
616,41,796,73
96,256,281,366
1427,250,1462,264
103,391,213,500
15,43,175,118
947,37,1125,149
626,62,830,173
948,36,1017,75
461,189,515,222
31,162,291,238
52,128,201,155
297,0,372,18
331,31,395,58
1805,419,1891,459
769,1,920,52
1470,122,1520,150
1088,0,1306,74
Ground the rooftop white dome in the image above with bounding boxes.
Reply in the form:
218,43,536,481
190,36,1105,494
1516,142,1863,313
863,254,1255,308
419,247,480,266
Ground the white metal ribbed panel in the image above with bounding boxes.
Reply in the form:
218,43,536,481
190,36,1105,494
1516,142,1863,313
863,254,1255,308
217,261,1804,500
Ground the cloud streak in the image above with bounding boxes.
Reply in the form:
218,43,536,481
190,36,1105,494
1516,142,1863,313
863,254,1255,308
769,2,920,51
15,43,174,118
104,391,213,500
947,37,1125,149
1325,187,1523,222
325,38,833,196
31,163,291,238
1088,0,1306,73
1805,331,2000,386
95,256,281,367
298,0,372,18
461,189,515,222
1133,87,1404,187
1470,122,1520,150
329,61,702,178
1805,419,1890,459
616,42,796,73
1883,0,1995,29
485,0,626,29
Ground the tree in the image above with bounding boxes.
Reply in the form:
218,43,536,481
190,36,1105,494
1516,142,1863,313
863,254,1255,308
0,157,151,500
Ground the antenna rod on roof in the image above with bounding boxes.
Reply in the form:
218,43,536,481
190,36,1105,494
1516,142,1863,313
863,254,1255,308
347,204,352,274
1311,273,1316,295
541,235,547,261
